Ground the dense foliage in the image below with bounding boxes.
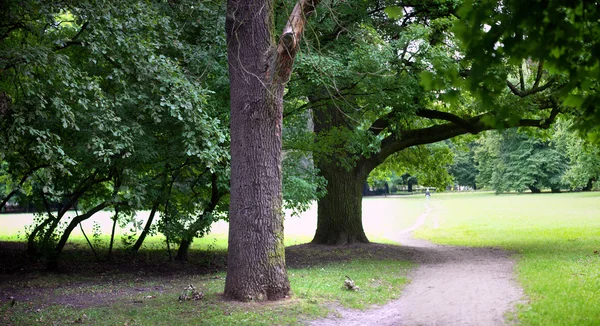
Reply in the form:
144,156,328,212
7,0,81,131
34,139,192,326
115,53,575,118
449,120,600,194
456,0,600,141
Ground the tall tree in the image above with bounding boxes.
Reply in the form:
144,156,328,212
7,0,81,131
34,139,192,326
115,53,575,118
448,141,478,189
224,0,321,301
473,129,568,194
283,1,561,244
553,119,600,191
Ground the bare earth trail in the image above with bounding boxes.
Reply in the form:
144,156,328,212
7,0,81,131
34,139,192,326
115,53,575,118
310,203,525,326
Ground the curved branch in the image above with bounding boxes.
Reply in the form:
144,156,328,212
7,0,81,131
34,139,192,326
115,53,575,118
54,21,88,51
360,108,560,175
416,109,479,134
506,76,557,98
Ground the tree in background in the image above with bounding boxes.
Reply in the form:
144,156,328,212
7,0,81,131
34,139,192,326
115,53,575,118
474,129,568,193
367,143,454,194
283,0,561,245
552,119,600,191
448,141,478,190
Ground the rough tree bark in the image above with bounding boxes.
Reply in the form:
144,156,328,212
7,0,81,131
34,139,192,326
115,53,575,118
224,0,320,301
312,163,369,245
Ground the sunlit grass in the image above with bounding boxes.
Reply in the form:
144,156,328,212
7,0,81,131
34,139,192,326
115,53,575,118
415,191,600,325
0,195,427,250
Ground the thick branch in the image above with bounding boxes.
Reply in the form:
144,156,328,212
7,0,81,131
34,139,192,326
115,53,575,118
1,22,25,41
369,114,392,136
275,0,321,83
360,108,560,174
416,109,480,134
54,21,88,51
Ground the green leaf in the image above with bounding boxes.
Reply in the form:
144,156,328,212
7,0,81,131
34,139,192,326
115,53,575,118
419,71,435,90
384,6,403,20
563,94,585,108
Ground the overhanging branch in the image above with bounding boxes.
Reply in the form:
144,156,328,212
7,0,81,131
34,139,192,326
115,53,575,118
416,109,480,134
54,21,88,51
360,107,560,175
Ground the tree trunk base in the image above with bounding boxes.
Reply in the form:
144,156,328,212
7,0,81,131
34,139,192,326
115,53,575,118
311,232,370,245
175,239,191,261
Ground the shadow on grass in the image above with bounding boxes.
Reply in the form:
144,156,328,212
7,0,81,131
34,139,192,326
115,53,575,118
1,241,416,277
0,240,415,315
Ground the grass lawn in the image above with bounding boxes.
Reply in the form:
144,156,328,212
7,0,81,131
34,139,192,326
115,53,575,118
0,197,421,326
2,192,598,325
416,191,600,325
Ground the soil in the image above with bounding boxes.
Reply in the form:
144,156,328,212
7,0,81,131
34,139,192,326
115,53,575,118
309,204,525,326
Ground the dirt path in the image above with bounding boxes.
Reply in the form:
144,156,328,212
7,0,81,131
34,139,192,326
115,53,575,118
310,204,524,326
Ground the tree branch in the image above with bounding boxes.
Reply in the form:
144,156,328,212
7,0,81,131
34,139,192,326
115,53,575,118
0,22,25,41
360,108,560,175
0,164,49,210
274,0,321,84
415,109,480,134
519,64,525,92
54,21,88,51
533,61,544,89
506,76,557,98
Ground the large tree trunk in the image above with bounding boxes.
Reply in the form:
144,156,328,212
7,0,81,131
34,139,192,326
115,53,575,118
224,0,319,301
224,0,309,302
312,164,369,245
175,238,192,261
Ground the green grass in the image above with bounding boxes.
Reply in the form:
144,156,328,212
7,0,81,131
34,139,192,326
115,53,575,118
0,257,411,325
6,192,598,324
415,191,600,325
0,198,421,326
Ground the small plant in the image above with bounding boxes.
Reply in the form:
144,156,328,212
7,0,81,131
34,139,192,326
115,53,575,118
91,221,106,252
343,275,360,291
178,284,204,302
